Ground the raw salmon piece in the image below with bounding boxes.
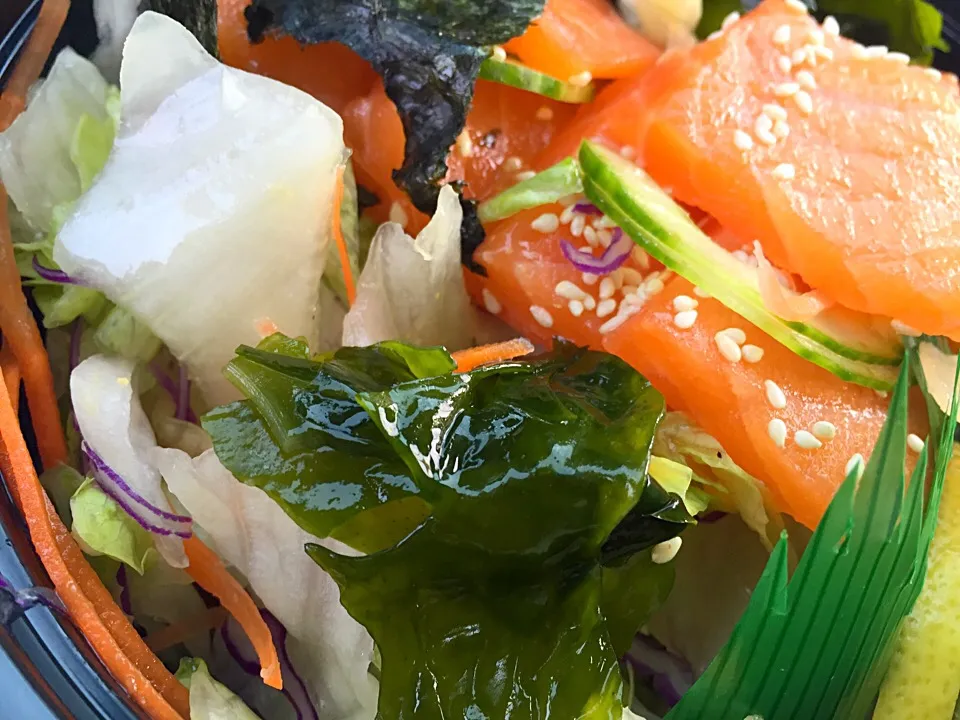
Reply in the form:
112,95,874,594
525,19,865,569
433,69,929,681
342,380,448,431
218,0,377,116
343,80,578,231
546,0,960,338
505,0,660,80
466,205,658,348
603,274,926,529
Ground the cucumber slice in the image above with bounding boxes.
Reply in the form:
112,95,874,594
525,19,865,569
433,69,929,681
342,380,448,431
477,158,582,224
478,56,596,104
577,140,900,390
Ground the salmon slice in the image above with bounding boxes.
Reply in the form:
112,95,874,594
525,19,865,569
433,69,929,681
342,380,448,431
218,0,377,116
466,203,661,348
505,0,660,80
544,0,960,339
343,80,578,232
603,274,926,529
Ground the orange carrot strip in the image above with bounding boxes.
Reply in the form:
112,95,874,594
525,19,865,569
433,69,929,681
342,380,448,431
183,536,282,689
0,0,71,131
0,186,67,469
451,338,536,373
332,165,357,306
144,606,229,653
0,342,20,417
0,377,189,719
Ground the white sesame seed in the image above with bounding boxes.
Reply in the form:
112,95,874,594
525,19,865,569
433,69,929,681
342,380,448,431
621,285,639,298
891,319,922,337
796,70,817,90
755,113,774,136
596,298,617,317
764,380,787,409
721,11,740,30
768,419,788,448
763,104,788,121
773,24,791,46
595,215,617,229
558,195,579,207
530,305,554,328
845,453,865,478
813,45,834,61
482,288,502,315
531,212,560,233
807,28,825,46
582,295,597,310
568,71,593,87
456,130,474,157
645,277,665,295
734,129,755,151
887,52,910,64
775,82,800,97
389,202,409,227
619,146,636,160
785,0,808,12
792,48,810,65
823,15,840,37
777,55,793,73
503,156,523,172
865,45,889,58
925,68,943,81
570,214,586,237
715,332,743,363
693,286,711,298
721,327,747,345
652,537,682,564
516,170,536,181
851,43,868,59
875,389,889,398
812,421,836,440
772,163,796,180
582,272,598,286
707,30,724,41
673,295,698,312
619,268,644,286
673,310,698,329
492,45,507,62
583,226,599,247
599,277,616,300
559,205,576,225
793,90,813,114
795,430,823,449
597,230,613,248
773,120,790,139
536,105,555,121
568,299,584,317
907,434,925,453
742,344,764,363
599,312,631,334
631,246,650,268
555,280,586,300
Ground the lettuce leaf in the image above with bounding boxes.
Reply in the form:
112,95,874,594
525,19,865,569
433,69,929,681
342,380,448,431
342,184,478,350
245,0,547,272
70,478,157,574
207,338,686,718
176,658,263,720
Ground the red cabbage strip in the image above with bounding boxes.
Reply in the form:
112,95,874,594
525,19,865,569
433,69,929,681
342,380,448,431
31,256,86,286
560,228,632,275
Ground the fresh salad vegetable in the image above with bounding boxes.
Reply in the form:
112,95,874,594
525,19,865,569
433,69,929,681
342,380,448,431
1,0,960,719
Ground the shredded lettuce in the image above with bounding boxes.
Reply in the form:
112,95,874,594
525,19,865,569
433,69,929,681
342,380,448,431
70,478,157,574
342,185,478,350
176,658,263,720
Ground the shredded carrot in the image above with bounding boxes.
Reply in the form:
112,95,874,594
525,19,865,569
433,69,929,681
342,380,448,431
0,0,71,131
332,165,357,305
255,318,280,338
144,606,229,653
451,338,537,373
0,375,189,719
0,342,20,417
0,187,67,469
182,536,282,689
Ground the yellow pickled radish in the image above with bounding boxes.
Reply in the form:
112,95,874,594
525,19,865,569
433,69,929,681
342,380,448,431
874,445,960,719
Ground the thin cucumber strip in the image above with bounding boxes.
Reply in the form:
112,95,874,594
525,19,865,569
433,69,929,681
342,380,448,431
476,158,582,224
478,56,595,103
577,141,899,390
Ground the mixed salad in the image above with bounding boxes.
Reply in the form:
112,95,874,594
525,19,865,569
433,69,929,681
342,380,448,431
0,0,959,718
